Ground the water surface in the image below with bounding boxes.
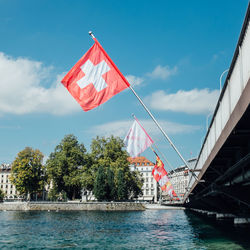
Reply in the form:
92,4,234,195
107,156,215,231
0,210,249,249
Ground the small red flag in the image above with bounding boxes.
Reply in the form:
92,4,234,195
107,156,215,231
152,156,176,197
152,156,167,182
61,38,130,111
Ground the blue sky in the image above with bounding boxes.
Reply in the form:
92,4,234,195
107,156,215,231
0,0,249,169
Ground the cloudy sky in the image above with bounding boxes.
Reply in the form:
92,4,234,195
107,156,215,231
0,0,249,168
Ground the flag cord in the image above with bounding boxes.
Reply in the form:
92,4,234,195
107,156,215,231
129,85,198,182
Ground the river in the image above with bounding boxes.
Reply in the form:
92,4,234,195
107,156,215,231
0,210,249,249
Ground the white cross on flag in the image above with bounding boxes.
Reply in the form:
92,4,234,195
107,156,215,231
124,117,154,158
61,38,130,111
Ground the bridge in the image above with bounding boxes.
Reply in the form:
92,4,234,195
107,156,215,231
183,3,250,222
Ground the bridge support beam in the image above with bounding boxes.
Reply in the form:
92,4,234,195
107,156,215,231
234,217,250,225
216,213,235,221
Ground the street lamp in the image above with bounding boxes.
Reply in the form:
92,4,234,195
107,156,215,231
220,69,229,93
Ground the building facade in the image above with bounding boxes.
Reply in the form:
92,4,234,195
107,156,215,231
0,163,19,199
128,156,158,202
167,158,197,199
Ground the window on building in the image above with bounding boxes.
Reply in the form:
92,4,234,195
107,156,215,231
1,185,2,188
146,190,149,195
151,184,153,188
6,185,8,188
11,185,13,188
146,178,148,182
146,184,148,187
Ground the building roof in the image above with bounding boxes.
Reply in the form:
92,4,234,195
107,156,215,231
0,163,11,171
128,156,154,166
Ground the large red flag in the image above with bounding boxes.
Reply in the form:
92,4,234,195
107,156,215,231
61,38,130,111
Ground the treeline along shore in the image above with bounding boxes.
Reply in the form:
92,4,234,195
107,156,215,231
0,201,146,211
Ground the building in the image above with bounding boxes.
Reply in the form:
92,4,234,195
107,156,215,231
0,163,19,199
167,158,197,199
128,156,158,202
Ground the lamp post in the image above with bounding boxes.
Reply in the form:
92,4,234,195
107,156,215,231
220,69,229,93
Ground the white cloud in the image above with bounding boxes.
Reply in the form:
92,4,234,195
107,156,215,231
145,88,219,114
125,75,144,86
87,119,200,138
0,52,80,115
147,65,177,80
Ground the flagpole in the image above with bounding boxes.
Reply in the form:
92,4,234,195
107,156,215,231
132,114,175,172
129,85,198,180
88,31,197,181
132,115,186,203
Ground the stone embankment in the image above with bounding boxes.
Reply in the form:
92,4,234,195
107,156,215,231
0,201,145,211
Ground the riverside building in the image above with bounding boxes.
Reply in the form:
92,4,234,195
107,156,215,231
167,158,197,199
0,163,19,199
128,156,158,202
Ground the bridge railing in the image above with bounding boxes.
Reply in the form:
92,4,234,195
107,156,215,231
184,10,250,202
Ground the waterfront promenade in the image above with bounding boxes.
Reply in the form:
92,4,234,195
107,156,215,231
0,201,187,211
0,201,145,211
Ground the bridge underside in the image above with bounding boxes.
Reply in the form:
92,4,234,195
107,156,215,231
186,105,250,217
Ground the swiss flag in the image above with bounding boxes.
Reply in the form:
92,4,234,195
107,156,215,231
61,38,130,111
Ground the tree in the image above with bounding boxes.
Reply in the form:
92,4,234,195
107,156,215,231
90,136,143,200
106,167,116,201
46,134,90,200
93,166,108,201
0,188,4,201
10,147,45,199
117,169,127,200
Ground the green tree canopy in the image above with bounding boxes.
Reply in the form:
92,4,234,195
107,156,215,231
46,134,91,200
91,136,143,201
93,165,108,201
0,188,4,201
106,167,116,201
10,147,45,199
117,169,127,200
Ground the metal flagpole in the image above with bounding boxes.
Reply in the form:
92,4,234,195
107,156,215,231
129,85,198,180
88,31,197,181
152,143,175,172
131,114,187,203
132,114,175,172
